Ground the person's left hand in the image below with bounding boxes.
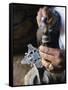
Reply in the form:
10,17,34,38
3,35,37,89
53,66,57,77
39,45,64,73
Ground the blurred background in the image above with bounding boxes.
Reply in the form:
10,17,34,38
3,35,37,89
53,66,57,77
12,3,44,55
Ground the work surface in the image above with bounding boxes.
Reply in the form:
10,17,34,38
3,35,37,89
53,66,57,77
13,55,32,86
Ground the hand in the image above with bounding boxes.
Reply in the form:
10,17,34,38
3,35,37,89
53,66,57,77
39,45,65,73
36,7,48,27
36,8,42,27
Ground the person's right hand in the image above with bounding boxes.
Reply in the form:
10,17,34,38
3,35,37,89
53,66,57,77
39,45,65,73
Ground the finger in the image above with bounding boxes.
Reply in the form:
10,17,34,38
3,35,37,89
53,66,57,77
37,8,42,16
39,45,60,57
36,8,42,27
36,8,42,19
39,51,55,63
41,58,50,68
42,8,47,17
40,51,61,66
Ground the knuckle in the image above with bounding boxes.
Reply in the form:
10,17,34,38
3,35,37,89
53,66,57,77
55,58,61,65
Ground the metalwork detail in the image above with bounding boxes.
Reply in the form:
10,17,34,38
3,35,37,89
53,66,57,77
21,44,43,68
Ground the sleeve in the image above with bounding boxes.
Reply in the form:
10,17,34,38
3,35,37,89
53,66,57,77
55,7,65,50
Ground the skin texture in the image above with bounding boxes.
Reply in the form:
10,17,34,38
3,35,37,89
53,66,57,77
36,7,65,72
39,45,64,72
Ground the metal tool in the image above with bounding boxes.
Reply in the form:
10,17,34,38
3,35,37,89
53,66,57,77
21,44,43,68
